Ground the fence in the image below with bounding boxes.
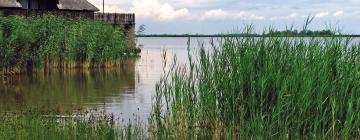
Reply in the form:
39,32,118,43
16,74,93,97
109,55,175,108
95,13,135,26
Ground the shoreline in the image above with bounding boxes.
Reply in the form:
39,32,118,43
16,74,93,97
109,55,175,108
137,35,360,37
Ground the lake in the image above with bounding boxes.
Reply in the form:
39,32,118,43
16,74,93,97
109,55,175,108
1,37,359,122
0,37,211,122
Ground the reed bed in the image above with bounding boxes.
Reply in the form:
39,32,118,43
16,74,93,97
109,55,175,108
0,110,146,140
152,34,360,139
0,16,140,75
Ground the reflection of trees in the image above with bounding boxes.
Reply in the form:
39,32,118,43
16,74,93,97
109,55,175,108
0,59,136,112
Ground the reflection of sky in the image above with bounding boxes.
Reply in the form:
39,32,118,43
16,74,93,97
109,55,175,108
98,37,201,123
88,0,360,34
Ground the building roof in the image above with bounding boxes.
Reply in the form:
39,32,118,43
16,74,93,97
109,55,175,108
0,0,99,11
57,0,99,11
0,0,22,8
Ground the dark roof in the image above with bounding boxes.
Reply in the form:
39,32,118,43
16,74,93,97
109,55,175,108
57,0,99,11
0,0,22,8
0,0,99,11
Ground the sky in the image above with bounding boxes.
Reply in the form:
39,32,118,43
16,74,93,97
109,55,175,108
88,0,360,34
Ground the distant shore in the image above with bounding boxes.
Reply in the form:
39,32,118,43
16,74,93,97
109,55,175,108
137,34,360,37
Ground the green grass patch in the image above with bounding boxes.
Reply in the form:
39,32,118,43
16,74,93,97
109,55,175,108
0,110,145,140
0,16,140,75
152,35,360,139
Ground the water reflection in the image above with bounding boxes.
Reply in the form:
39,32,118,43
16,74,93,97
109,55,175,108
0,59,136,113
0,37,228,121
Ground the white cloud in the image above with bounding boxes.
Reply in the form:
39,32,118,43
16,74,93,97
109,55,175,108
333,10,344,16
87,0,131,12
173,0,218,7
102,0,190,21
315,12,329,18
201,9,265,20
201,9,227,20
131,0,190,21
270,13,298,20
235,11,265,20
86,0,360,34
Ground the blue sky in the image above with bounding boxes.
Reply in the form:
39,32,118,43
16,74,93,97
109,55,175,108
88,0,360,34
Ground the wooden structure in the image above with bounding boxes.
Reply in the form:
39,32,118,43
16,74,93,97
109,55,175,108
0,0,135,34
0,0,99,17
95,13,135,33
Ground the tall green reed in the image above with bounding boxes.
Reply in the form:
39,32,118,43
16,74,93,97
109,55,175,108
0,16,140,75
0,110,146,140
152,30,360,139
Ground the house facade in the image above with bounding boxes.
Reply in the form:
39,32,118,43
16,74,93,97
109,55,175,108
0,0,135,36
0,0,99,19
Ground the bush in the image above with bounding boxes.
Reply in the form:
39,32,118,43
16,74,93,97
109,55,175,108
152,35,360,139
0,16,139,74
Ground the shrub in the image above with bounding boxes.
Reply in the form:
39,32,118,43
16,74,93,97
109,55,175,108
152,35,360,139
0,15,139,74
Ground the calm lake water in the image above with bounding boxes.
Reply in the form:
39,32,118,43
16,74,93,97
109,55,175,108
1,37,360,122
0,37,208,122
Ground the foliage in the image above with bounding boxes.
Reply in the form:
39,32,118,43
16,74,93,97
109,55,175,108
152,30,360,139
0,16,140,74
265,29,336,36
0,110,146,140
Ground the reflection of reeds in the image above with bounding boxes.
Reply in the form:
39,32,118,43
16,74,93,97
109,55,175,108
0,59,137,112
0,109,146,139
152,34,360,139
0,16,141,75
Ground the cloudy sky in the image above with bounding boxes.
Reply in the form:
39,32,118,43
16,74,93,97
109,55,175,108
88,0,360,34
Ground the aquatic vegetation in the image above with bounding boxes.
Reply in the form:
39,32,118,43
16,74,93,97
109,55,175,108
1,25,359,139
152,32,360,139
0,16,140,75
0,110,146,140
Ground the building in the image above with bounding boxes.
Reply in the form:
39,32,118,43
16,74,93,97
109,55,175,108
0,0,135,33
0,0,100,18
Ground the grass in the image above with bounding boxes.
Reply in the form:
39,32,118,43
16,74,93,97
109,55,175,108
151,29,360,139
0,16,140,75
0,109,146,140
1,26,360,139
